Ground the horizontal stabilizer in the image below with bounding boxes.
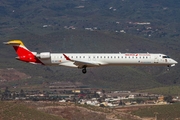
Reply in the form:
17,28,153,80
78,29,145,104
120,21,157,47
3,40,24,46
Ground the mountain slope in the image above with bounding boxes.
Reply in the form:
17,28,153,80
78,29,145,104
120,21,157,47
0,0,180,90
1,30,179,90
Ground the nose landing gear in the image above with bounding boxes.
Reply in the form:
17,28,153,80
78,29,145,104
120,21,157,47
166,65,170,71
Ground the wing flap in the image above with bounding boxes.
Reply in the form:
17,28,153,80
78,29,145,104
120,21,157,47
74,61,101,68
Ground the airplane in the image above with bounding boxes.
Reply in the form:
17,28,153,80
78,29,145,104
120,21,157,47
4,40,178,74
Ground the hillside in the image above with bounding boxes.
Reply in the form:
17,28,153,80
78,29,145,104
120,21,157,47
0,101,144,120
0,101,63,120
0,68,30,82
1,30,179,90
0,0,180,90
1,101,180,120
0,0,180,39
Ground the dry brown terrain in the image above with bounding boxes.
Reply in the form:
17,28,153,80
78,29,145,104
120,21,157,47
25,101,144,120
0,68,30,82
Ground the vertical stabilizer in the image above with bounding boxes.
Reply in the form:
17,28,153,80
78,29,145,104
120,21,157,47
4,40,42,64
4,40,31,56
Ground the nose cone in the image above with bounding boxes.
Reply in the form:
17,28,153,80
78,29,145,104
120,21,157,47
173,60,178,64
170,59,178,66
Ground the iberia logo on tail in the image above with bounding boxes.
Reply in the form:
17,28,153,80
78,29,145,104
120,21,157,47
4,40,42,64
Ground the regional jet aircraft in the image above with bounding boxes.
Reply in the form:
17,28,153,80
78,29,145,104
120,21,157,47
4,40,178,74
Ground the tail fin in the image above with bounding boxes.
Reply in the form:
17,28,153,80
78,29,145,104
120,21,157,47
4,40,42,64
4,40,31,57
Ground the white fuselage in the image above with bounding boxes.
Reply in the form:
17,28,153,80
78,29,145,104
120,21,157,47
5,40,178,74
40,53,177,68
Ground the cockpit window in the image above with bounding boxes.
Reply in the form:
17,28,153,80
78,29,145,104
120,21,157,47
162,56,170,58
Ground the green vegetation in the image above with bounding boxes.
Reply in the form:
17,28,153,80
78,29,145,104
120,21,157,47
139,85,180,96
132,102,180,119
0,101,64,120
0,0,180,91
0,0,180,119
0,0,180,39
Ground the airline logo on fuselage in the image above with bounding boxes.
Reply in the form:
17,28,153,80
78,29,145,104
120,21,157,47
125,53,150,56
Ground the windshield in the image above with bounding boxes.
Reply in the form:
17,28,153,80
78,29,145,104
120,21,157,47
162,56,170,58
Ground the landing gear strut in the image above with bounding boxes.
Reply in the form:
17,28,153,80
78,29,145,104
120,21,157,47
82,66,87,74
166,65,170,71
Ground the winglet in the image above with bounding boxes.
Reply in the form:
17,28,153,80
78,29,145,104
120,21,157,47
63,54,71,60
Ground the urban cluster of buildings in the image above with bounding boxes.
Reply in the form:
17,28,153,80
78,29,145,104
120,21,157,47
1,81,178,107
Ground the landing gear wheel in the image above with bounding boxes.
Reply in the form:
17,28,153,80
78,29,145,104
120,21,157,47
82,68,87,74
166,65,170,71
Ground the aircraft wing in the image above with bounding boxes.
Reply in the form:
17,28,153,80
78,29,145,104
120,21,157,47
63,54,102,68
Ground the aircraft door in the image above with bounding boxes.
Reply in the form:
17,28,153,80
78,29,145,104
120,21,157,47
154,57,159,63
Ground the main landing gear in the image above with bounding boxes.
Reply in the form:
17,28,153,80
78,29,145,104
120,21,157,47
82,66,87,74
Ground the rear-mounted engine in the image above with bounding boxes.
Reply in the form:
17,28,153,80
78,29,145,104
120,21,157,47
36,52,51,59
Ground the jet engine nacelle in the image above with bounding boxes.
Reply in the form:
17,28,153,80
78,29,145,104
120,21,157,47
36,52,51,59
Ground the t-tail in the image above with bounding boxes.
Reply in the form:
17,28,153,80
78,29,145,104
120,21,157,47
4,40,42,64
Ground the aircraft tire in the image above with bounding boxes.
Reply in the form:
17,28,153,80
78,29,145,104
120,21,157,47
82,68,87,74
